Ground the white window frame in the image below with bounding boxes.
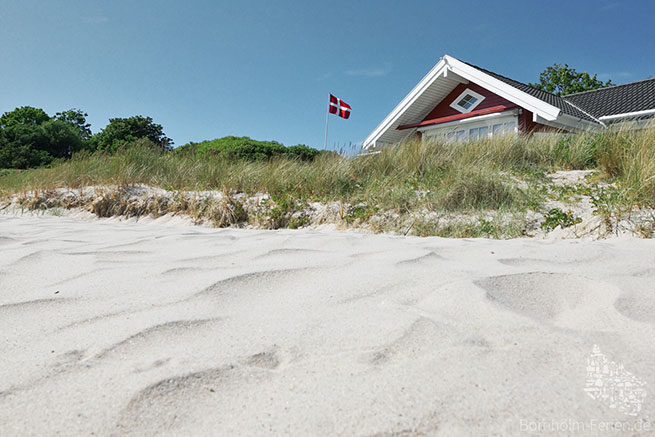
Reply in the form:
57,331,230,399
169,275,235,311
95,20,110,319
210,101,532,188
449,88,485,114
419,110,518,143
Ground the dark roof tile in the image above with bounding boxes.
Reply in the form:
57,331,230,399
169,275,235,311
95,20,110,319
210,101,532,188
563,78,655,118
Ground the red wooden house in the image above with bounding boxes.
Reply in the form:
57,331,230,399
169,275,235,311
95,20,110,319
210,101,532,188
363,55,655,149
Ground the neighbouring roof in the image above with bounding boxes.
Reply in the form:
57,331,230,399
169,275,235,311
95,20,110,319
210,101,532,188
463,62,599,123
563,78,655,118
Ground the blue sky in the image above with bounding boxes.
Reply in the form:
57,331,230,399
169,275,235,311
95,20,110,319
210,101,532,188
1,1,653,150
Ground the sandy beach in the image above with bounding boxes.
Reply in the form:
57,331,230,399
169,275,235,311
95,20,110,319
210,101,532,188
1,214,654,435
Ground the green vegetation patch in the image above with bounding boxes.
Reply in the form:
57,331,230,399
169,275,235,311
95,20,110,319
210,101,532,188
176,136,321,162
541,208,582,231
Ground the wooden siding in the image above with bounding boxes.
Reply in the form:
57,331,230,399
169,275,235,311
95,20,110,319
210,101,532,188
421,82,517,121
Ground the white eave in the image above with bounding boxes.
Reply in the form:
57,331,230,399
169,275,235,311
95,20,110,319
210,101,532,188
363,54,563,149
534,113,601,132
599,108,655,122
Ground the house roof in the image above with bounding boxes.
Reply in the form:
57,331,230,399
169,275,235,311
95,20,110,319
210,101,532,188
563,78,655,118
363,55,655,149
464,62,600,123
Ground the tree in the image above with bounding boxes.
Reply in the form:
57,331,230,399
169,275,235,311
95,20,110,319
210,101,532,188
91,116,172,152
0,138,53,169
55,109,92,140
0,106,50,128
529,64,613,96
0,106,87,168
42,119,85,158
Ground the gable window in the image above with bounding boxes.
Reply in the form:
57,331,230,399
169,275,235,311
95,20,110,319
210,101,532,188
459,95,477,109
449,88,485,114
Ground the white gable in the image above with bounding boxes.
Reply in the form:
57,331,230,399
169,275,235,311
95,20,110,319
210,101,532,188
363,55,565,149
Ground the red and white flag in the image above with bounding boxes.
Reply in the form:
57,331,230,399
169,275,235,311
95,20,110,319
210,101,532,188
329,94,351,119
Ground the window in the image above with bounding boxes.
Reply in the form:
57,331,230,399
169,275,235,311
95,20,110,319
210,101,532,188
421,115,517,143
449,88,485,113
469,127,479,140
468,126,490,141
492,122,516,136
446,130,466,142
458,95,478,110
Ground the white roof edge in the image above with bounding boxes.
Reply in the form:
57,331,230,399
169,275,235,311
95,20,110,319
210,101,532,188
444,56,561,121
362,57,449,149
599,108,655,121
363,55,564,149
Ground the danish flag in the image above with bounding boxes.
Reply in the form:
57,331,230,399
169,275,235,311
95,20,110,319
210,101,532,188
329,94,351,119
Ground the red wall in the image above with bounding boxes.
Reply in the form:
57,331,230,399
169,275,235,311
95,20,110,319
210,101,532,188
422,82,517,121
518,110,559,134
420,81,559,134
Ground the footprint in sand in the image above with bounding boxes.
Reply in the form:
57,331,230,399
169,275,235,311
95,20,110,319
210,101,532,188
95,318,223,360
0,297,73,315
366,317,464,365
116,349,280,433
0,236,16,245
187,268,312,302
395,251,444,266
614,292,655,323
476,272,622,331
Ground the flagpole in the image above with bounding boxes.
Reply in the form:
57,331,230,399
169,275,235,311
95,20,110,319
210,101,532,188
324,93,330,150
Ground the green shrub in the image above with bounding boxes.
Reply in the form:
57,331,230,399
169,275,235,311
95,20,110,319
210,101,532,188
177,136,321,162
285,144,321,161
541,208,582,231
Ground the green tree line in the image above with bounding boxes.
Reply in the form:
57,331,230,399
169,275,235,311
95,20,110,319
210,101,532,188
0,106,321,169
0,107,171,168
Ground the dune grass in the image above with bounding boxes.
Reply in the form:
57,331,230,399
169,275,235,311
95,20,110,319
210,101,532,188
1,126,654,236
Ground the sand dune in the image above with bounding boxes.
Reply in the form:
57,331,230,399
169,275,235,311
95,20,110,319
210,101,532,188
1,214,655,435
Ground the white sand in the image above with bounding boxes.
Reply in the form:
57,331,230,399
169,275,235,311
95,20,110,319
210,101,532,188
1,215,655,435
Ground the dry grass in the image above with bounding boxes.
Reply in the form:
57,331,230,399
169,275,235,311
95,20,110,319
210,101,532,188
1,126,654,237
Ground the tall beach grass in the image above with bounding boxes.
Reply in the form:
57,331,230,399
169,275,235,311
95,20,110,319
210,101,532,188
1,126,654,235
